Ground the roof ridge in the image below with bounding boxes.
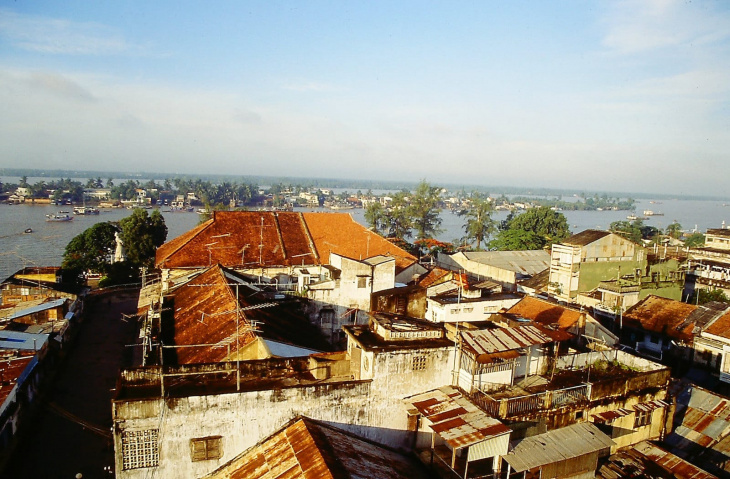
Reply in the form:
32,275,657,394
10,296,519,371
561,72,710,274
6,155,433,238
157,216,215,267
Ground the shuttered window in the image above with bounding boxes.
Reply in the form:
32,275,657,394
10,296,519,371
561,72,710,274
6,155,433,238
190,436,222,462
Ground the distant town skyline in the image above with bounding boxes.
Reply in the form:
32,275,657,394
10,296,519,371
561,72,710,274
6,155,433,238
1,1,729,197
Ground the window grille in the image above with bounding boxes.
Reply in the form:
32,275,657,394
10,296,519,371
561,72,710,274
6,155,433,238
412,355,428,371
634,410,651,428
122,429,159,470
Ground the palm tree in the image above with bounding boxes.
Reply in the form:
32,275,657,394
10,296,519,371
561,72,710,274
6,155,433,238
459,195,497,250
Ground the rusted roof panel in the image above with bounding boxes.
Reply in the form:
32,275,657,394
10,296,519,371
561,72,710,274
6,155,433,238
622,295,698,342
165,265,330,364
404,386,510,449
461,325,554,356
201,417,432,479
600,441,717,479
505,296,585,330
592,408,632,424
703,310,730,339
0,355,34,407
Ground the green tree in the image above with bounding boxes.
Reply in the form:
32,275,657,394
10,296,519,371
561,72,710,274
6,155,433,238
489,229,545,251
408,180,443,240
684,233,705,248
689,288,730,305
119,209,168,268
62,222,119,274
458,195,496,250
383,193,412,239
499,207,571,248
610,220,643,244
364,201,387,235
666,222,683,239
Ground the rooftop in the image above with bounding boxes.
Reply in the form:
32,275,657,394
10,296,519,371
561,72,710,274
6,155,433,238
155,211,415,271
460,325,562,361
622,295,699,342
201,416,432,479
460,250,550,276
344,313,453,352
504,295,587,331
161,265,330,364
503,422,614,473
404,386,511,449
560,229,613,246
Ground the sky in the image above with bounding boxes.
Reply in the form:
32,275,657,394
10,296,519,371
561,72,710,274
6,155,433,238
0,1,729,196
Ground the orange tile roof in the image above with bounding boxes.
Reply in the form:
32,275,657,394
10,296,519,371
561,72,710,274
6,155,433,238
156,211,415,271
417,267,453,288
622,295,697,342
163,265,330,364
164,266,256,364
505,296,584,330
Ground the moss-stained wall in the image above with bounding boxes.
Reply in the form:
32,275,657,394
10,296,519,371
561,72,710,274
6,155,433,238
577,260,646,296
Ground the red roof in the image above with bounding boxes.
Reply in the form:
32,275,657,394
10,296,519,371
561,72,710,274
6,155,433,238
506,296,586,330
164,265,331,364
0,355,34,407
156,211,415,271
622,295,697,342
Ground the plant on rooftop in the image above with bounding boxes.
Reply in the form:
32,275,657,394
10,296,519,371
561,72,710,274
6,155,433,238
491,206,570,250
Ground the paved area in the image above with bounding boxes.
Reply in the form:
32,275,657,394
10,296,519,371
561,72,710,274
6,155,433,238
2,290,140,479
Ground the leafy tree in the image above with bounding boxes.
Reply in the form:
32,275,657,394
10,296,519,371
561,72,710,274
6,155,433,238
62,222,119,274
106,178,114,188
383,193,412,239
609,220,643,244
408,180,443,240
689,288,730,305
666,222,683,239
119,209,168,268
458,195,496,250
489,229,546,251
684,233,705,248
496,206,570,249
364,201,387,235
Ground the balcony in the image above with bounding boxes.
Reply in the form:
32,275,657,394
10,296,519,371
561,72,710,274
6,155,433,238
466,350,669,420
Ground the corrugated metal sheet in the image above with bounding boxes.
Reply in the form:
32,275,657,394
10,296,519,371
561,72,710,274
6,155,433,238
503,422,615,473
461,325,553,356
202,417,432,479
462,250,550,276
592,408,632,424
468,432,510,462
0,298,67,321
404,386,511,450
0,330,49,351
634,441,718,479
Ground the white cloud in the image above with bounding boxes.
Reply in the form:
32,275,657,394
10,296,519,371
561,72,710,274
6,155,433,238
600,0,730,55
0,8,138,55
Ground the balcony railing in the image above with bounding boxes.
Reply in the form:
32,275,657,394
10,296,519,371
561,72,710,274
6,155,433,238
469,383,590,419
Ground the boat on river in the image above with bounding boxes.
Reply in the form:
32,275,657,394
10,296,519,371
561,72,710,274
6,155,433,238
73,206,100,215
45,212,73,222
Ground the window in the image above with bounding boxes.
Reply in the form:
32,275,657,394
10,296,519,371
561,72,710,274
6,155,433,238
20,287,30,296
122,429,159,470
412,355,427,371
464,307,473,313
190,436,222,462
357,276,368,288
634,410,652,428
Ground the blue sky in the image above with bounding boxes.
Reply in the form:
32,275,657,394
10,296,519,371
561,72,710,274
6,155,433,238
0,1,729,196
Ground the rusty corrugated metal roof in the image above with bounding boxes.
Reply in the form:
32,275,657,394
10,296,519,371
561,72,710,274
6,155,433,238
505,296,586,331
461,250,550,276
622,295,698,342
461,325,555,357
404,385,510,449
164,265,330,364
599,441,718,479
156,211,415,271
201,417,432,479
0,354,34,407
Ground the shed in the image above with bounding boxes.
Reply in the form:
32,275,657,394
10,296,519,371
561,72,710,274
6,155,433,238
502,422,614,478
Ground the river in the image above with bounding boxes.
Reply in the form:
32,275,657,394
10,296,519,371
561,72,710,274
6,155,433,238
1,198,729,281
